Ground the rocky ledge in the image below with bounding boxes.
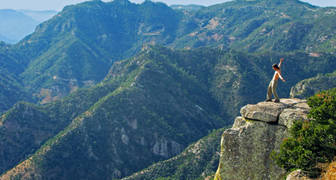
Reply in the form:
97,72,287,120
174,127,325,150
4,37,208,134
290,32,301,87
214,98,310,180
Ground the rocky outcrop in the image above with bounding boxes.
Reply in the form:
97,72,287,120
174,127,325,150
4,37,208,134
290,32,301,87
215,98,310,180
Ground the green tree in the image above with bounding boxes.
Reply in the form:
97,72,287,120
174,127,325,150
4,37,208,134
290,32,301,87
273,88,336,177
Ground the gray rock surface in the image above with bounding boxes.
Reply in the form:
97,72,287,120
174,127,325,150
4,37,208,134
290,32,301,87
240,101,286,123
279,102,310,128
232,116,246,129
240,98,309,126
215,98,310,180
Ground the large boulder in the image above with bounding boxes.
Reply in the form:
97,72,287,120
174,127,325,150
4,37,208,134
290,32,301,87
278,102,310,128
215,98,310,180
240,98,309,126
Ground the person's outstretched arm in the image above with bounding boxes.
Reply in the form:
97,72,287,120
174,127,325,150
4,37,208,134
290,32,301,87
279,73,286,82
279,58,284,68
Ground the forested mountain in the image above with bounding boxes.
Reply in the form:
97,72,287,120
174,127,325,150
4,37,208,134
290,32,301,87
123,128,224,180
5,0,183,105
1,0,336,109
0,47,226,179
172,0,336,52
1,47,336,179
290,70,336,98
1,0,336,179
0,43,30,112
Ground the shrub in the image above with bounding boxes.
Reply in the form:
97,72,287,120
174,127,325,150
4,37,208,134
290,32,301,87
272,88,336,177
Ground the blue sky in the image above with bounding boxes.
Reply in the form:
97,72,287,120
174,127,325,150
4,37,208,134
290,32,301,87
0,0,335,11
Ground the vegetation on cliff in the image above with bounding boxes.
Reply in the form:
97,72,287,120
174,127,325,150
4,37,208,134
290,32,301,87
273,88,336,177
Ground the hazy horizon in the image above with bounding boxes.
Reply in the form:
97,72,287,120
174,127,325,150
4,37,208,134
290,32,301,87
0,0,335,11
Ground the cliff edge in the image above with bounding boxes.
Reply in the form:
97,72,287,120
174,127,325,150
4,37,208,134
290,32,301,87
214,98,310,180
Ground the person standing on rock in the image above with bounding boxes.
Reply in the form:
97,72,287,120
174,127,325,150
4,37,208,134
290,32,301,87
265,58,286,103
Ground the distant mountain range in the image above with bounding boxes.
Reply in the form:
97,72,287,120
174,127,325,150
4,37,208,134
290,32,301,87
1,0,336,179
170,4,204,11
1,0,335,110
0,34,14,43
18,10,57,22
0,9,57,43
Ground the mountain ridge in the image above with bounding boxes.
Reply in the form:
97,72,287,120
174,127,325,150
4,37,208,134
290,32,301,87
290,71,336,98
1,0,336,109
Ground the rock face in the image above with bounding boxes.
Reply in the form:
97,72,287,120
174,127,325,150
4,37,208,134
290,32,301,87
215,98,310,180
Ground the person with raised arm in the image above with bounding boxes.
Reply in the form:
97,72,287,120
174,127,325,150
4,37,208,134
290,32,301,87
265,58,286,103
